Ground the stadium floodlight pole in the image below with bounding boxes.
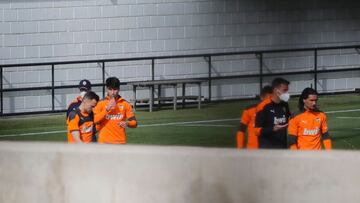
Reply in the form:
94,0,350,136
51,64,55,112
314,49,318,91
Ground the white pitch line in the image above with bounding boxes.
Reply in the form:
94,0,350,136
138,118,238,127
342,140,357,149
1,108,360,138
326,109,360,114
336,117,360,119
175,124,236,128
0,118,239,138
0,130,66,138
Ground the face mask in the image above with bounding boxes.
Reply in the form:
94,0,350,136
80,91,87,99
279,92,290,102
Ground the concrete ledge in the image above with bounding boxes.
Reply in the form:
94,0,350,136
0,142,359,203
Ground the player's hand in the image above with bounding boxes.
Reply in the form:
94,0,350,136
118,121,127,128
106,97,116,111
273,124,288,132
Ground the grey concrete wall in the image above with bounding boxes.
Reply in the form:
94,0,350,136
1,142,360,203
1,0,360,112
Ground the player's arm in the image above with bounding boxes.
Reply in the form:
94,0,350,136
126,116,137,128
321,114,332,150
126,102,137,128
118,103,138,128
93,100,116,124
93,101,106,123
236,124,246,149
70,130,83,143
322,132,332,150
67,112,83,143
236,109,250,149
255,109,273,137
287,116,298,150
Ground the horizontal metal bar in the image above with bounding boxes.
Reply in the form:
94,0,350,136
3,67,360,92
1,110,66,117
1,44,360,68
209,67,360,80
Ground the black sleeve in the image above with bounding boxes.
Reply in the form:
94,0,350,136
321,132,331,140
255,109,273,136
238,123,247,133
288,134,297,146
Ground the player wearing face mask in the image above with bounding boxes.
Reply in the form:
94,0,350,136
66,79,92,119
255,78,291,149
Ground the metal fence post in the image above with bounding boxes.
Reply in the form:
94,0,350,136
314,50,318,91
259,53,263,93
151,59,155,109
151,59,155,81
208,56,212,102
51,64,55,112
102,62,105,98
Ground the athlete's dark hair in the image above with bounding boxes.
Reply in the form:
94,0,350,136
83,91,99,102
106,77,121,89
298,87,318,111
260,85,273,97
271,77,290,89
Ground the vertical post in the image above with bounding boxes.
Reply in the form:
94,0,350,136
173,84,177,111
151,59,155,110
182,83,185,108
259,53,263,94
132,85,137,111
198,82,201,109
102,62,105,98
51,64,55,112
0,66,3,116
314,50,318,91
208,56,211,102
151,59,155,81
149,85,154,112
158,84,162,109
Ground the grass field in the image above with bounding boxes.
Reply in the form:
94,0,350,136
0,93,360,149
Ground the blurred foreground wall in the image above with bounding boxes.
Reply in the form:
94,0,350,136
0,142,359,203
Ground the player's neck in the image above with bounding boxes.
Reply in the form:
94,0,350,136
271,95,281,104
79,105,87,114
304,106,312,112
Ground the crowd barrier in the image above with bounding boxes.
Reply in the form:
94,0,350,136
0,142,358,203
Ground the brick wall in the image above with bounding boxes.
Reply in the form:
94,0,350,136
1,0,360,113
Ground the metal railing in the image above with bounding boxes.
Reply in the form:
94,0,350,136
1,44,360,116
